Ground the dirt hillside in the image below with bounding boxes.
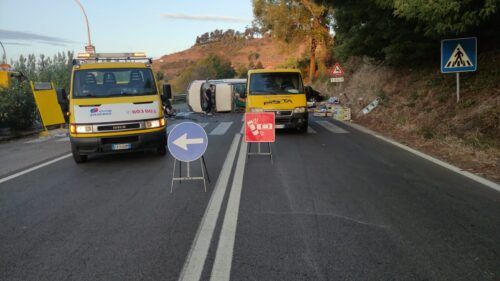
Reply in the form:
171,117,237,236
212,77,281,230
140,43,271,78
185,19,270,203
152,37,307,81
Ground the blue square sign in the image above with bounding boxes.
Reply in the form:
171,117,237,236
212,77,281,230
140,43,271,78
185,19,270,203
441,37,477,73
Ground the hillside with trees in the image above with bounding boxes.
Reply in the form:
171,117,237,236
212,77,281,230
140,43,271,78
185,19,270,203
152,32,307,92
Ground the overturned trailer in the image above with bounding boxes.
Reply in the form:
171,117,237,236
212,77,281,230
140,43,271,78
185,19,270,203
186,79,246,113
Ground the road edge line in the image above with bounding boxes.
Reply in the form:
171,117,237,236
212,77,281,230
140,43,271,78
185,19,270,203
342,121,500,192
0,153,72,185
178,133,241,281
210,139,248,281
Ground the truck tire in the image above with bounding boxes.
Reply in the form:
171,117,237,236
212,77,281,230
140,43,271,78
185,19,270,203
72,149,88,163
157,145,167,156
298,124,308,133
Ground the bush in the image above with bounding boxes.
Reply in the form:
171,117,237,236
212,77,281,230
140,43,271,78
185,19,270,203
0,81,37,130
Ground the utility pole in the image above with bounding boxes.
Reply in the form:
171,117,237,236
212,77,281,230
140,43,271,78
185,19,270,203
74,0,95,54
0,41,6,64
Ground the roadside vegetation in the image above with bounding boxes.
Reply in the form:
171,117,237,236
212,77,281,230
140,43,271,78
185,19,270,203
0,52,73,131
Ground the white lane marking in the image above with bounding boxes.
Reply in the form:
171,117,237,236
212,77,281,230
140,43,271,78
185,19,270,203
178,134,242,281
316,120,349,134
210,122,233,135
0,154,72,185
56,137,70,142
198,122,208,128
308,126,317,134
177,112,193,117
210,139,247,281
343,121,500,192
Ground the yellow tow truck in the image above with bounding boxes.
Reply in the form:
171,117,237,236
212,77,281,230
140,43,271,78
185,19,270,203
245,69,308,132
67,52,169,163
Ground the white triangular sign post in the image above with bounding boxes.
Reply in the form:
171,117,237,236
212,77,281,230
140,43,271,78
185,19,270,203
445,44,473,69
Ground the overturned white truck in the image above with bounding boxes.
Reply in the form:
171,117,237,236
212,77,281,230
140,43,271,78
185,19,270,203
186,79,246,113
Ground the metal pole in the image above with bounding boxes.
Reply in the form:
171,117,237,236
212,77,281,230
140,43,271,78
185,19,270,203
456,72,460,103
74,0,94,53
0,41,6,64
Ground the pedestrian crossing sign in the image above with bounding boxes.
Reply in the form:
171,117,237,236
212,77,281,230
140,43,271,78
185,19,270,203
441,37,477,73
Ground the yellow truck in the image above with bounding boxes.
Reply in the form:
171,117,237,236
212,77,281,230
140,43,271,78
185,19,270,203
245,69,308,132
66,52,168,163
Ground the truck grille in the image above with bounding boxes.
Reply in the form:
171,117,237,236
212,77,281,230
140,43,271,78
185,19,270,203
96,123,141,132
265,110,292,116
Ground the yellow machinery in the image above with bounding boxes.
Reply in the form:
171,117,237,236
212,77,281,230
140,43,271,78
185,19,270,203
67,52,167,163
29,81,66,132
245,69,308,133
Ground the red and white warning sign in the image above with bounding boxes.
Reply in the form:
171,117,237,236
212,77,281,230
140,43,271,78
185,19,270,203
329,63,344,77
244,112,275,143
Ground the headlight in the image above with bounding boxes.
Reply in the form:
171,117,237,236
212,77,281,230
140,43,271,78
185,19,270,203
75,125,93,133
250,107,264,112
293,107,306,113
145,119,161,128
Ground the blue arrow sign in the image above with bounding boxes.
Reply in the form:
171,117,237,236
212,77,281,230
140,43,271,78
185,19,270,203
167,122,208,162
441,37,477,73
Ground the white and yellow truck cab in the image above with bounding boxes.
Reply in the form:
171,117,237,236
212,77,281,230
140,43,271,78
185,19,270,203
67,52,168,163
245,69,308,132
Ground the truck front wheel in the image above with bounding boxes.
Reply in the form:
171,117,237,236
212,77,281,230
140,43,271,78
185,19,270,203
157,145,167,156
298,124,308,133
72,148,88,163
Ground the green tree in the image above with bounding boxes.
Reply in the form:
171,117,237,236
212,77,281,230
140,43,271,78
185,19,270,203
330,0,500,64
253,0,332,82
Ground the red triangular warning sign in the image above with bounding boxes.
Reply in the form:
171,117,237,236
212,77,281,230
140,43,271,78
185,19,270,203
330,63,344,77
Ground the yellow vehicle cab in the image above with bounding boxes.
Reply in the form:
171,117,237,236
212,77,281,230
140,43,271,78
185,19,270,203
246,69,308,132
68,52,167,163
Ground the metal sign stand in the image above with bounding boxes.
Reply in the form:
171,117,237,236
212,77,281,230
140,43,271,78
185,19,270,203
247,142,273,163
456,72,460,103
170,156,210,193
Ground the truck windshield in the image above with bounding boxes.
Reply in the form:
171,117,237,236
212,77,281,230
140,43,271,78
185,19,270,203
73,68,157,98
249,73,303,95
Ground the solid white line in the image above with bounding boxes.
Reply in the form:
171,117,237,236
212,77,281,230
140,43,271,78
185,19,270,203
210,122,233,135
0,153,72,185
210,139,247,281
316,120,349,134
343,121,500,192
198,122,209,128
308,126,317,134
178,134,242,281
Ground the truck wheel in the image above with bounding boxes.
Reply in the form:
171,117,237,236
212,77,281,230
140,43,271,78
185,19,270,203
298,124,308,133
157,145,167,156
72,149,88,164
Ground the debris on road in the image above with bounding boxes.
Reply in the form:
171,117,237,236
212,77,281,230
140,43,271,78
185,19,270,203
361,97,381,114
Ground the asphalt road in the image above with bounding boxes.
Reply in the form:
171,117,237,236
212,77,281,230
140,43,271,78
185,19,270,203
0,109,499,281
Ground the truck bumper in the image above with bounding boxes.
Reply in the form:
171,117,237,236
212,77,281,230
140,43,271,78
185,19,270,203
70,129,167,155
275,112,308,129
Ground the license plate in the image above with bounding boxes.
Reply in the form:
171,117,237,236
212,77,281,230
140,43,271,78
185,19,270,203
275,124,285,129
112,143,131,150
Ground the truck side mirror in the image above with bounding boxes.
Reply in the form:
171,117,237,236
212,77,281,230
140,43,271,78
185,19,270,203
162,84,172,100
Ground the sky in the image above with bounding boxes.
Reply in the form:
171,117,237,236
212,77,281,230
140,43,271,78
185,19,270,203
0,0,254,61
